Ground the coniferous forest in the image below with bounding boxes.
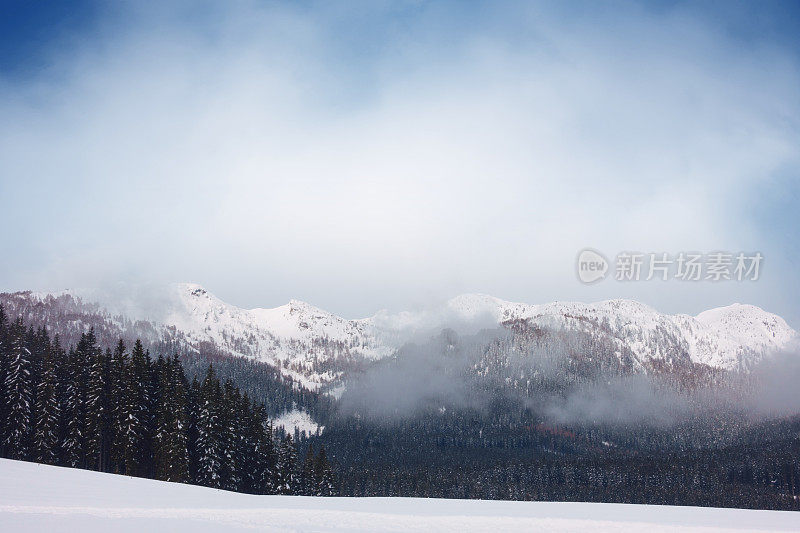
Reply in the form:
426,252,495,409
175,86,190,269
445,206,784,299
0,306,335,496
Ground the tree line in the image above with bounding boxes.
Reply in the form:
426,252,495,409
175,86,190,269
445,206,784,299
0,306,335,496
319,405,800,510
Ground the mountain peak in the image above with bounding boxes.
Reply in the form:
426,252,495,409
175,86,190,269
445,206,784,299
182,283,209,296
15,285,797,381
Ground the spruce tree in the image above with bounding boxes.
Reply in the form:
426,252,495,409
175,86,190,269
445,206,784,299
235,392,257,493
51,336,69,466
141,349,159,478
0,305,9,452
63,331,96,468
315,446,335,496
196,364,224,488
33,334,61,465
119,340,151,476
154,355,189,483
220,380,241,491
276,434,298,495
301,444,316,496
108,339,128,473
186,376,201,483
87,346,112,471
2,318,33,459
253,404,276,494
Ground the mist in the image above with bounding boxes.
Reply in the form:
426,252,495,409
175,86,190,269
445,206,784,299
741,347,800,418
338,328,504,420
337,322,800,428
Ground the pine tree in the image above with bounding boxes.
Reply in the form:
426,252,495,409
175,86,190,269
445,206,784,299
154,355,189,483
33,334,61,465
196,364,224,488
141,350,159,478
63,331,97,468
315,446,335,496
87,346,112,471
2,318,33,459
220,380,242,491
51,336,69,466
276,434,298,495
301,444,316,495
26,326,47,457
186,376,201,483
0,305,9,453
108,339,128,473
235,393,257,493
119,340,151,476
253,405,276,494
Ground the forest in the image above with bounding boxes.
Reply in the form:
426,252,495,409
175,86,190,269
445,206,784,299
0,305,334,496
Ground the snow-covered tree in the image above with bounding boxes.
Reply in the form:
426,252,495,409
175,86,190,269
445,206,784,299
119,340,152,477
276,434,297,495
196,364,224,488
33,337,61,465
2,318,33,459
87,346,112,471
301,444,317,495
154,355,189,483
315,446,335,496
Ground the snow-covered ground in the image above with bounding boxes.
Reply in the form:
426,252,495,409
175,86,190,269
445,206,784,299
273,408,324,437
1,459,798,532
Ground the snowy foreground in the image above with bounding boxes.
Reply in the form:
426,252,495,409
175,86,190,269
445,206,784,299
1,459,798,532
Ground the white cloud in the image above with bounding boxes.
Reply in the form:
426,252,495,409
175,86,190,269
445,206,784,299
1,2,798,321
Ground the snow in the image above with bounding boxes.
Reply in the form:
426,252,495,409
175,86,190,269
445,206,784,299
326,384,347,400
273,409,323,437
27,284,799,386
160,283,394,391
695,304,797,369
370,294,797,372
1,459,799,532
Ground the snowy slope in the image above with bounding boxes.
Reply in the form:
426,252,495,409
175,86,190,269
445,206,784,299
159,283,393,390
2,459,799,533
273,408,324,437
17,285,797,389
370,294,797,372
695,304,797,369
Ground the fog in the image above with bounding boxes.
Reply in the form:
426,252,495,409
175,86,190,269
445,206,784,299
339,328,502,419
339,324,800,428
743,348,800,418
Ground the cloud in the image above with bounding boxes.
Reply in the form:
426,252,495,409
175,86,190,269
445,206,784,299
1,1,798,321
338,322,800,427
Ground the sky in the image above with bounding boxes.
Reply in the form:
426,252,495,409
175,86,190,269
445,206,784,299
1,0,800,324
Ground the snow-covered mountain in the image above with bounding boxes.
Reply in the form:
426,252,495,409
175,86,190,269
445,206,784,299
379,294,797,373
158,283,392,389
3,284,796,390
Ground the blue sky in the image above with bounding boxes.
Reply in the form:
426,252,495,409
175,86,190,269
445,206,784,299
1,0,800,324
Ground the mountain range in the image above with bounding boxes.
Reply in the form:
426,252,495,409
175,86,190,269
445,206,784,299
2,283,796,394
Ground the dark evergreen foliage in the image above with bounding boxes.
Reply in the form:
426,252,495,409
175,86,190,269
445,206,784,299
2,318,32,459
0,306,331,496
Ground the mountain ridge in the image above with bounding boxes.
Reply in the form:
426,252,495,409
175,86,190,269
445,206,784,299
4,283,797,390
